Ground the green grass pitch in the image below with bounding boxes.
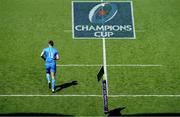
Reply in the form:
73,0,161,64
0,0,180,116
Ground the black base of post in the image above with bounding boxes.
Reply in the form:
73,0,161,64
102,80,108,113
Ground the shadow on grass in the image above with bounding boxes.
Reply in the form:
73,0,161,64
107,107,180,116
0,113,73,116
55,80,78,92
107,107,126,116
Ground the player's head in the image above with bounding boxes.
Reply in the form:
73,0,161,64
48,40,54,47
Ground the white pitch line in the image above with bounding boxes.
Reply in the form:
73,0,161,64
56,64,162,67
109,95,180,97
0,94,180,97
107,64,162,67
102,37,109,96
0,95,102,97
56,64,102,67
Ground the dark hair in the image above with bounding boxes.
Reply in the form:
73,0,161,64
48,40,54,46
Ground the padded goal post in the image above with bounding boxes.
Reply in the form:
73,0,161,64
97,66,108,113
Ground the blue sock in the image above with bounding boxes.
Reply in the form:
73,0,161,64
52,79,56,90
46,74,50,83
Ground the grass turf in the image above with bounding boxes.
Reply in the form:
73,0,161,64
0,0,180,116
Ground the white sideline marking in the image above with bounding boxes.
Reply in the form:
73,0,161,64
0,94,180,97
56,64,162,67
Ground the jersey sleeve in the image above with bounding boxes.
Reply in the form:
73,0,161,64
55,49,60,59
40,49,45,57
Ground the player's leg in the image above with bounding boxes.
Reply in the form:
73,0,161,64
50,63,56,93
45,63,51,89
51,72,56,93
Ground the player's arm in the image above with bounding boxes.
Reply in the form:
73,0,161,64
54,50,60,60
40,50,46,61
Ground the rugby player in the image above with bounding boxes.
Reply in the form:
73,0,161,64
40,40,60,93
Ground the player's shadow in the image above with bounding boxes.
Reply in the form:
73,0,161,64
107,107,126,116
107,107,180,116
55,80,78,92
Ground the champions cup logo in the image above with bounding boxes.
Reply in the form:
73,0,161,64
72,1,136,39
89,3,118,24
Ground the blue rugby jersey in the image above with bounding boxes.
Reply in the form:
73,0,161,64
41,46,59,64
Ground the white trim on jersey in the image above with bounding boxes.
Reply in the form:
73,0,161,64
40,50,44,57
